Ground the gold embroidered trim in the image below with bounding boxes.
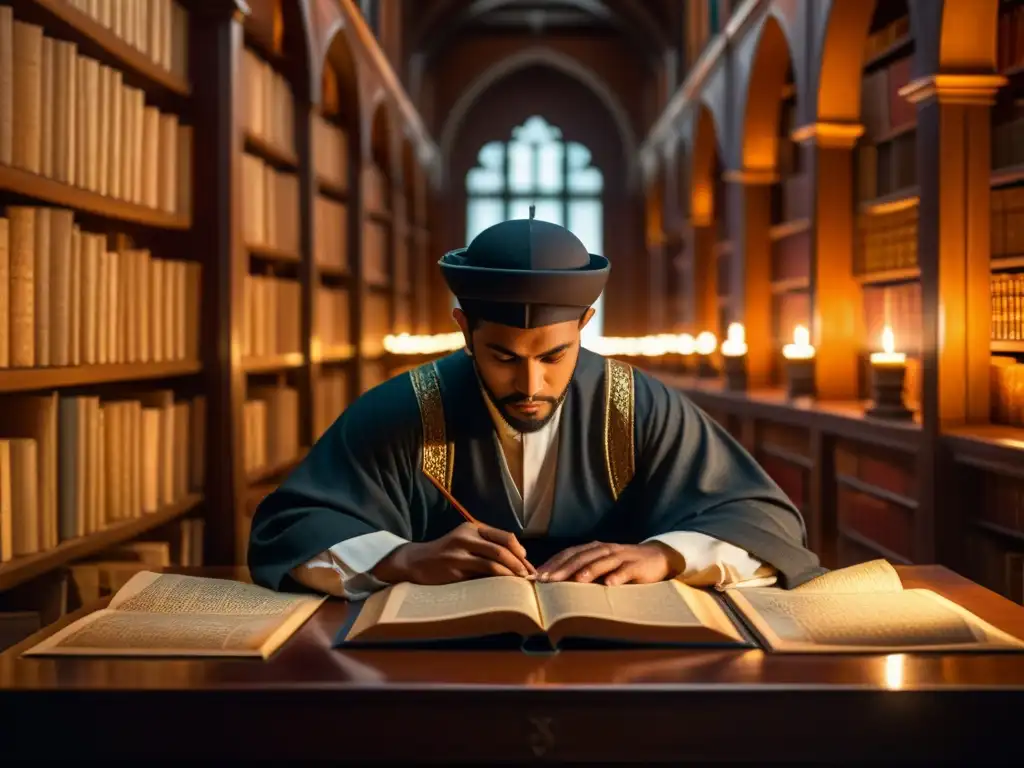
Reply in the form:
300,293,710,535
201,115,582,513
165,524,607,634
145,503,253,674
604,358,635,500
409,362,453,492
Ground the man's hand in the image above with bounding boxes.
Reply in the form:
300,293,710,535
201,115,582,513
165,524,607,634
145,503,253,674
371,523,537,585
536,541,681,586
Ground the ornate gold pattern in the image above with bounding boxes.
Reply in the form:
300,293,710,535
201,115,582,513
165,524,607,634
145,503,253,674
409,362,453,491
604,358,635,500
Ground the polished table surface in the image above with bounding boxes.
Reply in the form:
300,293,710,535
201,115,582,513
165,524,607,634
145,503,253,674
2,564,1024,761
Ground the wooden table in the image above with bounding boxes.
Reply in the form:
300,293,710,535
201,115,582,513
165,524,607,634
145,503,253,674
2,564,1024,761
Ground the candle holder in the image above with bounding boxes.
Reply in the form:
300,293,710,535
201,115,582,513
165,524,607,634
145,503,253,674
784,357,816,399
696,353,717,379
722,353,747,391
866,364,914,420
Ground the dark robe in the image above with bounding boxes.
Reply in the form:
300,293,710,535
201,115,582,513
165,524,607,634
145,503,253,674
248,349,825,592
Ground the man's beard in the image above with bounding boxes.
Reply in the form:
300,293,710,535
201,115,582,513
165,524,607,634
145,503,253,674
474,361,571,434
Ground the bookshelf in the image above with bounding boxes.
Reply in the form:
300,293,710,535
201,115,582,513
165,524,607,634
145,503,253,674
311,41,358,444
769,67,809,386
853,2,920,405
0,0,204,621
359,102,394,393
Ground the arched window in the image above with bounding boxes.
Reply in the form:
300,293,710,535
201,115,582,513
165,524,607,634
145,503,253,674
464,116,605,348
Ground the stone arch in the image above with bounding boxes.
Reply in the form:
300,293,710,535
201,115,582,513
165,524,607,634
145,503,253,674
438,46,636,188
739,14,796,173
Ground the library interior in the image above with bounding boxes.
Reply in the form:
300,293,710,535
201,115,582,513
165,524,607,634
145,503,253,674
2,0,1024,761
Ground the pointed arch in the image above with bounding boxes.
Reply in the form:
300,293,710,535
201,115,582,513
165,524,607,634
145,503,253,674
739,14,795,173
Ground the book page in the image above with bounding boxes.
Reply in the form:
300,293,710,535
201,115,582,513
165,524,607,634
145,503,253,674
728,587,1024,651
791,559,904,594
535,581,702,626
22,609,291,657
109,571,320,616
376,576,540,625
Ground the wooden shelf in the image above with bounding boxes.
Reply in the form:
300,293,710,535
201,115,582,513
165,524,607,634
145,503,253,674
992,340,1024,353
758,443,814,470
992,163,1024,188
367,210,392,225
317,263,351,279
658,373,922,452
0,494,202,592
248,244,301,263
992,256,1024,271
835,473,918,510
17,0,190,96
945,425,1024,480
769,218,810,241
863,33,913,75
242,353,305,373
974,518,1024,546
247,450,307,484
855,266,920,286
317,177,348,201
0,360,202,394
838,525,911,565
244,132,299,171
313,345,356,363
859,187,920,215
771,277,810,294
0,163,190,229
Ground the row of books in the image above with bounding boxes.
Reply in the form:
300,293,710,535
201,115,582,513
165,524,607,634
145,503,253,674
0,390,204,563
860,42,914,143
315,287,351,355
855,206,919,275
242,153,299,255
313,113,348,191
241,274,301,359
314,195,348,272
855,131,917,203
313,367,350,441
0,10,191,215
62,0,189,80
773,174,810,225
992,114,1024,173
976,466,1024,538
0,205,200,369
242,385,300,475
992,356,1024,427
241,46,295,158
992,186,1024,258
364,164,390,215
770,228,809,282
838,480,913,561
993,272,1024,342
998,3,1024,74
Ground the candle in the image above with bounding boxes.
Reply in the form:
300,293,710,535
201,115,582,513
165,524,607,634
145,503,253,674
866,326,913,420
721,323,748,357
720,323,748,391
695,331,718,379
782,325,815,360
869,326,906,367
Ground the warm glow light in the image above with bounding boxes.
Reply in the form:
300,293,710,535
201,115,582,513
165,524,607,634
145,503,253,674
383,332,465,355
721,323,747,357
695,331,717,356
679,333,695,355
782,325,815,360
869,325,907,366
883,654,905,690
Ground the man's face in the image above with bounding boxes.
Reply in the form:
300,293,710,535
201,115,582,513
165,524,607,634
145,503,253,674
454,309,594,433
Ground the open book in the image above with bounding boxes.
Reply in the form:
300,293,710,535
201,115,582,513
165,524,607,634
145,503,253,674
339,560,1024,653
339,576,752,649
22,571,325,659
722,559,1024,653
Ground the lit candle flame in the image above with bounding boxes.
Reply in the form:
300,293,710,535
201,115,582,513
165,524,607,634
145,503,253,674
695,331,717,356
721,323,747,357
870,325,906,366
882,326,895,354
782,324,815,360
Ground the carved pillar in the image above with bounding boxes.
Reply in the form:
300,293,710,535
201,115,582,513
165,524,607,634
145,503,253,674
902,73,1005,565
793,122,865,400
725,168,777,388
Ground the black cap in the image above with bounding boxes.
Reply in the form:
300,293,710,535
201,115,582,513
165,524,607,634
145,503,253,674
439,216,610,328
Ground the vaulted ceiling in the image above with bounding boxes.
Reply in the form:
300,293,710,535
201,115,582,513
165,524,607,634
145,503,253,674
406,0,678,69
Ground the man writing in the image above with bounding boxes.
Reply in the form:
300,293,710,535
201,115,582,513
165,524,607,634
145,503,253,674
248,214,824,598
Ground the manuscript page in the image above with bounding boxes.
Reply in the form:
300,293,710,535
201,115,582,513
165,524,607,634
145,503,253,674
21,571,325,658
790,559,904,595
370,576,541,627
727,587,1024,652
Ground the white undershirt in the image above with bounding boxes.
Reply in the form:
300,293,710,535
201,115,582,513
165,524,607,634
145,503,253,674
290,394,777,599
